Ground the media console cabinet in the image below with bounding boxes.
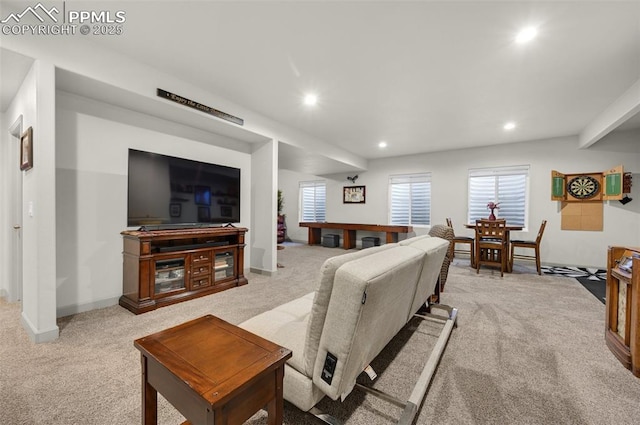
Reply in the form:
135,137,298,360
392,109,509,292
119,227,247,314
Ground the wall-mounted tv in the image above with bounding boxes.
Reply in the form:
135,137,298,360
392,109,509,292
127,149,240,227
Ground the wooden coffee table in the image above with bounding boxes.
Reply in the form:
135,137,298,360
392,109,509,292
134,315,292,425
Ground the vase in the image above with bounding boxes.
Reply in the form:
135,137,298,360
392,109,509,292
488,209,496,221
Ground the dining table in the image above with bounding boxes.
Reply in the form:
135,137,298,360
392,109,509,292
464,222,523,272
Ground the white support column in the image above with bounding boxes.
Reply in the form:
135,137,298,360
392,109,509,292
19,60,59,343
250,139,278,274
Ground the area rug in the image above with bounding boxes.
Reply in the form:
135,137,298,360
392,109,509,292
542,266,607,304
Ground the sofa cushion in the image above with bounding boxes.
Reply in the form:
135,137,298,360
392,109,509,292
398,234,431,245
303,243,396,375
402,236,449,317
313,245,424,400
239,292,314,374
281,364,326,412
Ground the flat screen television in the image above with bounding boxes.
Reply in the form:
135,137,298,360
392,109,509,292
127,149,240,227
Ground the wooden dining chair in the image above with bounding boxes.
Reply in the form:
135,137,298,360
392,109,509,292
475,219,508,277
446,218,475,267
510,220,547,275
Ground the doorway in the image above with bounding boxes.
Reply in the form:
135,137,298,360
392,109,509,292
7,116,23,303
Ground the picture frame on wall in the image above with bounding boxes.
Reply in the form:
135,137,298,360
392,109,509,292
169,203,181,217
20,126,33,171
198,206,210,222
343,185,366,204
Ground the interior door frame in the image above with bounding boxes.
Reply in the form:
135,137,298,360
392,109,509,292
8,116,23,303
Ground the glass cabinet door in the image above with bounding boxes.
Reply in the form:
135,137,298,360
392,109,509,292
214,250,235,282
154,257,186,295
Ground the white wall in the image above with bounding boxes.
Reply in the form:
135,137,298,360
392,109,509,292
55,92,253,316
280,136,640,268
278,168,326,243
0,111,8,300
3,61,59,342
250,140,278,273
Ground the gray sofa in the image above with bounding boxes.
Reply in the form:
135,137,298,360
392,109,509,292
239,235,450,412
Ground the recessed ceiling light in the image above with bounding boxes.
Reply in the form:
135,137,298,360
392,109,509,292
378,141,388,148
504,122,516,130
303,93,317,106
516,26,537,43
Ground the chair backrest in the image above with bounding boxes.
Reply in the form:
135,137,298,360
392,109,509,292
536,220,547,244
475,219,507,241
428,225,453,257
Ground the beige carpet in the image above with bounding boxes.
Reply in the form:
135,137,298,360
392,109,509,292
1,243,639,424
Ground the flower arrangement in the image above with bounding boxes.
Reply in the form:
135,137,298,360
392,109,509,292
487,202,500,220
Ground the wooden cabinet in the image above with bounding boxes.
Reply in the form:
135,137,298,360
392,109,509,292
551,165,627,202
605,246,640,377
119,227,247,314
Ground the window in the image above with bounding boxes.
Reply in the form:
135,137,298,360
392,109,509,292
468,165,529,227
389,173,431,226
299,181,326,222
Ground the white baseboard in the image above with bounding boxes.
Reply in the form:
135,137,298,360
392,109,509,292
250,267,275,276
56,296,120,318
21,312,59,343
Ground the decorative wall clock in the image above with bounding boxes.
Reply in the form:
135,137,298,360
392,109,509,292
567,175,600,199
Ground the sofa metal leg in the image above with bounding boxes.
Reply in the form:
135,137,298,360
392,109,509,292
308,407,342,425
398,306,458,425
355,383,406,408
415,303,458,328
310,305,458,425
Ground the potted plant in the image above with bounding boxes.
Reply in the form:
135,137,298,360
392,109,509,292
277,190,286,243
277,190,284,216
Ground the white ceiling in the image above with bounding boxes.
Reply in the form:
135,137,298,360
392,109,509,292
2,1,639,174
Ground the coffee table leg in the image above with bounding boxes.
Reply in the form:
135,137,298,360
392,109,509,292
141,355,158,425
267,366,285,425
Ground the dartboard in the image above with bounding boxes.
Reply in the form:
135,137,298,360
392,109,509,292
567,175,600,199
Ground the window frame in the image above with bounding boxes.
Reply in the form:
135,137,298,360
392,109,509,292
299,180,326,223
388,172,432,227
467,165,530,230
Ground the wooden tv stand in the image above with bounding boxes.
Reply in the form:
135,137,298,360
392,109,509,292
119,227,247,314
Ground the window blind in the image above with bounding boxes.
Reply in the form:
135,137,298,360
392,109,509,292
389,173,431,225
299,181,326,222
468,165,529,227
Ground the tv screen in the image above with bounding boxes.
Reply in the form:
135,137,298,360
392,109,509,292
127,149,240,227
